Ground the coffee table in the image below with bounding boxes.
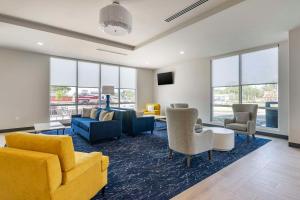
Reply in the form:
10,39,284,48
34,122,66,134
203,127,235,151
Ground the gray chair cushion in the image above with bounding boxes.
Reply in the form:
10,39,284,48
235,112,250,124
226,123,248,132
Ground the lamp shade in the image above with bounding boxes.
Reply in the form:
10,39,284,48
102,85,115,95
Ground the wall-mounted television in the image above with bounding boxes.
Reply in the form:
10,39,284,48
157,72,173,85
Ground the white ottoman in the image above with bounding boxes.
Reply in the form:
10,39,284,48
204,127,235,151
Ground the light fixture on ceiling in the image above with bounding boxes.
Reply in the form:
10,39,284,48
37,42,44,46
180,51,185,55
99,1,132,36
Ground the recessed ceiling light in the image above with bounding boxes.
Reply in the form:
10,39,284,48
37,42,44,46
180,51,185,55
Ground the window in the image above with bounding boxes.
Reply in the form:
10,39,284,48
212,56,240,123
211,47,279,128
50,58,137,121
50,58,77,121
120,67,136,109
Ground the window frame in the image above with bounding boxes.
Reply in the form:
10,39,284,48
49,57,137,121
210,46,279,129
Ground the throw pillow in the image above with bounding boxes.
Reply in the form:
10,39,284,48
82,108,92,118
147,105,155,112
99,110,108,121
90,108,98,119
102,111,114,121
235,112,250,124
99,110,114,121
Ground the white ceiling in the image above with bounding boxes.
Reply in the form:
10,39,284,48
0,0,300,69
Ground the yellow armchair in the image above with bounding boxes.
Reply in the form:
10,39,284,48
143,103,161,115
0,132,109,200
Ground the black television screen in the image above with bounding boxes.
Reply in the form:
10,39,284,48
157,72,173,85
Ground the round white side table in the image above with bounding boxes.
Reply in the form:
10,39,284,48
204,127,235,151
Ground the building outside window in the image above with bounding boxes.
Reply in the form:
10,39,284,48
50,57,137,121
211,47,279,128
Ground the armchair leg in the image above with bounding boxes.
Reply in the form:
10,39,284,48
168,148,173,159
208,150,212,160
252,134,256,139
151,130,153,134
186,155,192,167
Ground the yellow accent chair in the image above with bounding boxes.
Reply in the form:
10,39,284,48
0,132,109,200
143,103,161,115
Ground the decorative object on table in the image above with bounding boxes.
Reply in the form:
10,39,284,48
224,104,258,142
102,85,115,110
0,132,109,199
99,0,132,36
143,103,160,115
166,107,213,167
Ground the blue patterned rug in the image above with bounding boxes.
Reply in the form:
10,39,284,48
46,123,270,200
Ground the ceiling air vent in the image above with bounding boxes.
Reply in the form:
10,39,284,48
96,48,128,56
164,0,209,22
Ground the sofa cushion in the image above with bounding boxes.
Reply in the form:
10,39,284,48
62,151,102,184
5,133,75,172
78,119,98,132
226,123,248,132
72,117,95,127
235,112,250,124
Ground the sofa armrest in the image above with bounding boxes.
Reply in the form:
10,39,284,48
224,118,235,127
136,116,155,123
72,114,82,118
247,120,256,134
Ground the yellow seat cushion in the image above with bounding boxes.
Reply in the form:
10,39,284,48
62,152,102,184
5,132,75,172
144,103,161,115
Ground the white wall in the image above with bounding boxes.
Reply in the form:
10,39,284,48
154,42,290,135
154,58,211,123
0,48,49,129
289,27,300,144
137,68,154,111
0,47,154,130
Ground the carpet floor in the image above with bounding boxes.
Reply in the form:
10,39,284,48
46,123,270,200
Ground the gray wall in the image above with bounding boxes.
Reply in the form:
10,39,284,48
154,41,289,135
289,27,300,144
154,58,211,123
0,48,49,129
0,47,154,130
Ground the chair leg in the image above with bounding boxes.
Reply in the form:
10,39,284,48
168,148,173,159
252,134,256,139
151,130,153,134
101,186,106,196
186,155,192,167
208,150,212,160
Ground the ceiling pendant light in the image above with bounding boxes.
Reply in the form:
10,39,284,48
99,1,132,36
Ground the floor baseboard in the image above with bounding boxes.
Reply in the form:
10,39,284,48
288,142,300,149
0,126,34,133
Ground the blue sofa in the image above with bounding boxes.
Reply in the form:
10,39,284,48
111,108,155,136
71,108,122,143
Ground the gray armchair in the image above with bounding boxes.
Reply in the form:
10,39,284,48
224,104,258,142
